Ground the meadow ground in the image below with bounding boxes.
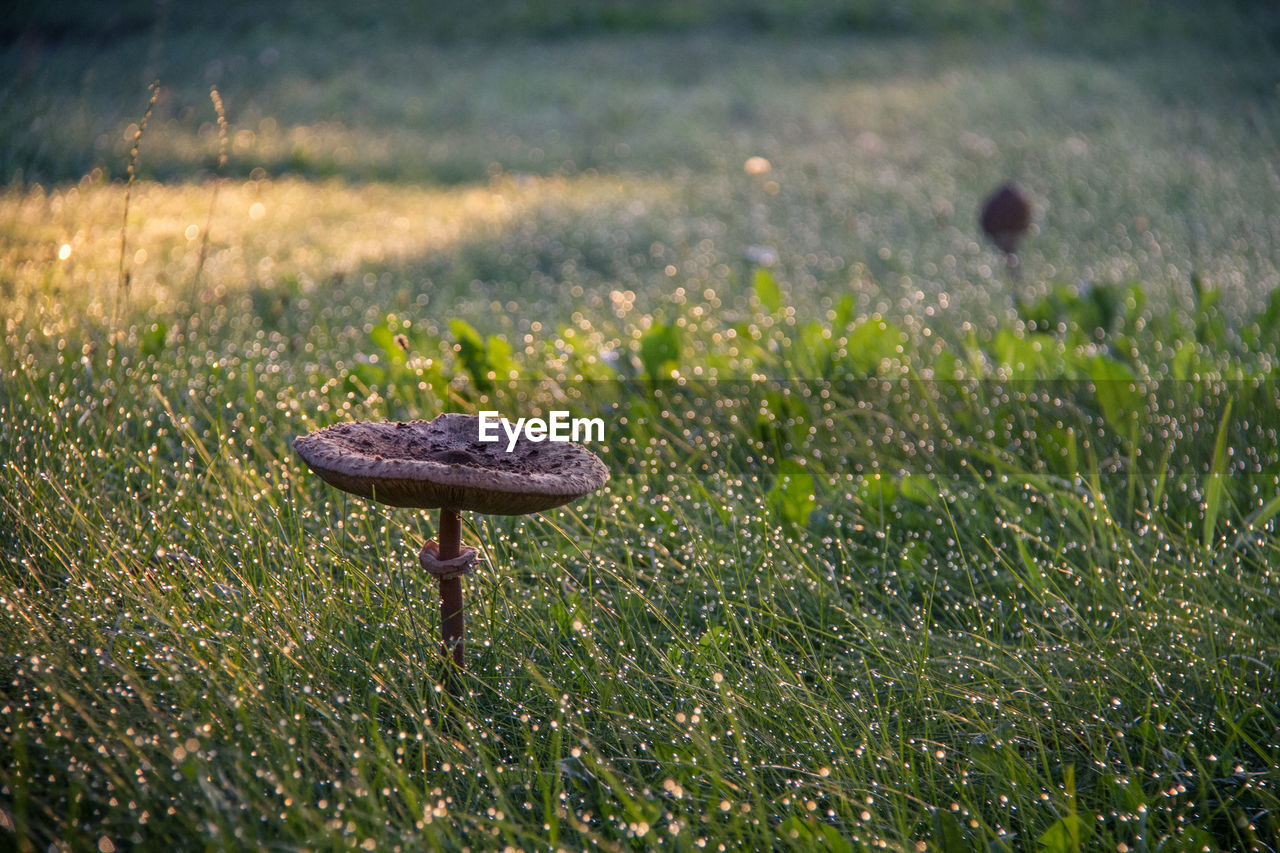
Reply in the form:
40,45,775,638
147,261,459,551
2,2,1279,850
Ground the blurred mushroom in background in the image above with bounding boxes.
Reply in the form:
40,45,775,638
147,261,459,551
980,182,1033,267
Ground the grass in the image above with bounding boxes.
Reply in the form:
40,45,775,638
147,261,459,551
2,4,1280,851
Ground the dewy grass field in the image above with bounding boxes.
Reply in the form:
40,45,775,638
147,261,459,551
2,2,1279,850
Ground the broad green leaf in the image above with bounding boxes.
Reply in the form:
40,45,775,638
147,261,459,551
899,539,927,576
140,320,167,357
798,320,831,375
772,459,815,527
1037,815,1086,853
993,329,1066,378
486,333,513,376
843,316,907,375
753,267,783,314
858,472,899,510
451,318,494,391
898,473,935,505
1191,273,1227,346
1038,765,1088,852
1038,423,1079,478
755,390,806,446
638,321,680,382
698,625,730,650
1120,283,1146,327
932,810,969,853
370,324,407,365
1202,396,1233,547
1168,341,1192,379
778,816,852,852
1014,536,1046,595
832,294,855,333
1088,355,1141,432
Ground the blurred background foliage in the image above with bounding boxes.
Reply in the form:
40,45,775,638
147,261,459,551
7,0,1279,49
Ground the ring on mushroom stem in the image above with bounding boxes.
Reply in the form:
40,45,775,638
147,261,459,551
419,516,475,666
294,413,608,674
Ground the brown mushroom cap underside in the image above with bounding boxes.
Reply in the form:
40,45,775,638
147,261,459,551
294,413,609,514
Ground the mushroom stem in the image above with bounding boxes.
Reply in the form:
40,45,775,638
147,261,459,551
437,508,465,667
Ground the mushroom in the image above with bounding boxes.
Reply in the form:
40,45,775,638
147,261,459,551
980,182,1033,260
294,413,608,669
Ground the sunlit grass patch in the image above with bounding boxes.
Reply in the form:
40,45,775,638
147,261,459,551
1,173,679,330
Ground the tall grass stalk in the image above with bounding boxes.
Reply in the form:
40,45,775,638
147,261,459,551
114,80,159,339
193,86,228,300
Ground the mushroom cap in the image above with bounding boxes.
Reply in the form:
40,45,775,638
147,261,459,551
980,183,1033,254
294,413,609,515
